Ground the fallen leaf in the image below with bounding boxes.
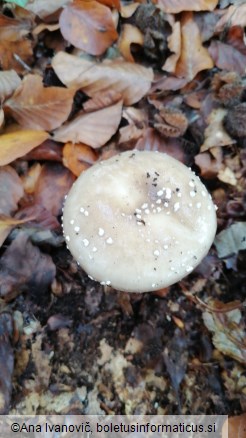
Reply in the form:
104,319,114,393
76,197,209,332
0,231,56,300
215,4,246,32
59,0,118,56
0,130,49,166
222,414,246,438
175,12,214,81
23,140,62,162
97,0,120,9
0,313,14,414
0,215,36,248
195,152,223,179
5,74,75,131
209,40,246,75
201,108,235,152
63,142,98,176
162,22,181,73
53,99,123,148
21,163,42,194
0,70,21,101
52,52,154,105
0,14,33,73
214,222,246,258
118,24,144,62
25,0,71,19
83,90,122,112
218,167,237,186
0,166,24,216
203,301,246,364
157,0,219,13
34,163,75,217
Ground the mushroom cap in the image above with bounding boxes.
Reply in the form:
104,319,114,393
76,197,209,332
62,150,217,292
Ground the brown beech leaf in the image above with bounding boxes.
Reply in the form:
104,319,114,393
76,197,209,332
0,313,14,414
34,163,75,217
0,70,21,101
0,14,33,73
63,142,98,176
0,130,49,166
83,90,122,112
24,140,62,162
97,0,120,9
53,100,123,148
59,0,118,56
25,0,71,18
5,75,75,131
215,4,246,32
52,52,154,105
175,12,214,81
201,108,235,152
209,40,246,75
222,414,246,438
162,22,181,73
0,215,36,248
0,231,56,300
157,0,218,13
0,166,23,216
118,24,144,62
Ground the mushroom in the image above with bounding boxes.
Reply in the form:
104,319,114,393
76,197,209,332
62,150,217,292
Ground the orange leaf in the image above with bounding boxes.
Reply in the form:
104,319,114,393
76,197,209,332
118,24,144,62
0,130,49,165
63,142,98,176
175,12,214,81
53,100,123,148
59,0,118,56
5,75,75,131
96,0,120,9
52,52,153,105
157,0,218,13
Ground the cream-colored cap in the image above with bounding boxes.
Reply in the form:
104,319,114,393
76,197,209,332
62,150,217,292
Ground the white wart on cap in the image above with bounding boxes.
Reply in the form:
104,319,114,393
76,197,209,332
62,150,217,292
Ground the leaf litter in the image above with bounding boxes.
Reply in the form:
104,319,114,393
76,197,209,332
0,0,245,423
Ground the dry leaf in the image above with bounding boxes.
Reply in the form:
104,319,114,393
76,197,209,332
162,22,181,73
201,108,235,152
21,163,42,194
0,231,56,300
25,0,71,19
5,75,75,131
215,4,246,32
53,100,123,148
97,0,120,9
218,167,237,186
0,70,21,101
0,130,49,166
195,152,223,179
175,12,214,81
222,414,246,438
157,0,218,13
52,52,154,105
203,302,246,364
120,3,139,18
0,14,33,73
63,142,98,176
0,215,36,248
209,40,246,75
34,163,75,217
83,90,122,112
214,222,246,258
118,24,144,62
0,166,23,216
59,0,118,56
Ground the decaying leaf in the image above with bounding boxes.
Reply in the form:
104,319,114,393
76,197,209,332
214,222,246,259
215,4,246,32
0,313,14,414
222,414,246,438
0,215,36,248
0,166,23,216
0,70,21,101
0,130,49,166
53,100,123,148
52,52,154,105
203,301,246,364
175,12,214,81
157,0,218,13
209,40,246,75
25,0,71,18
0,231,56,300
34,163,75,217
59,0,118,56
201,108,235,152
63,142,98,176
162,22,181,73
5,75,75,131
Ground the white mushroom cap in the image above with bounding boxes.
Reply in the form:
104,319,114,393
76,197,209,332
62,150,217,292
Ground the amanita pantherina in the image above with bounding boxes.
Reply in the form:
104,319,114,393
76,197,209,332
62,150,217,292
